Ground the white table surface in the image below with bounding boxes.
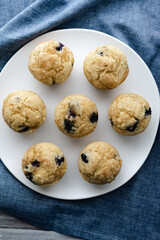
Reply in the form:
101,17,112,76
0,211,81,240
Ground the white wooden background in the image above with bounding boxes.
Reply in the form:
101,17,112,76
0,211,81,240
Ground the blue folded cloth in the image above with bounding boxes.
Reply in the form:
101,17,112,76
0,0,159,239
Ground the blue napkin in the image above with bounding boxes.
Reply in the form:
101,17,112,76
0,1,159,239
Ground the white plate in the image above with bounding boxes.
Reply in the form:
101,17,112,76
0,29,159,200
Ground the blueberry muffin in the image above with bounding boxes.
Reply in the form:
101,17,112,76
78,141,122,184
108,93,152,136
28,41,74,85
2,90,46,133
83,45,129,89
54,94,98,138
22,142,67,186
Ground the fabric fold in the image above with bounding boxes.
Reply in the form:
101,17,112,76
0,0,99,71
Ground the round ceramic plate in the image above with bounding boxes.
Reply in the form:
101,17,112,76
0,29,159,200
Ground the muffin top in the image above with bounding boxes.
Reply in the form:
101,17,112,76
78,141,122,184
28,41,74,85
83,45,129,89
54,94,98,138
108,93,152,136
22,142,67,186
2,90,46,133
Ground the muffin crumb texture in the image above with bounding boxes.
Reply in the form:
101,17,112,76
108,93,151,136
78,141,122,184
28,41,74,85
83,45,129,89
22,142,67,186
2,90,46,133
54,94,98,138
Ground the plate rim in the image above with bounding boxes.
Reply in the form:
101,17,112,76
0,28,160,200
